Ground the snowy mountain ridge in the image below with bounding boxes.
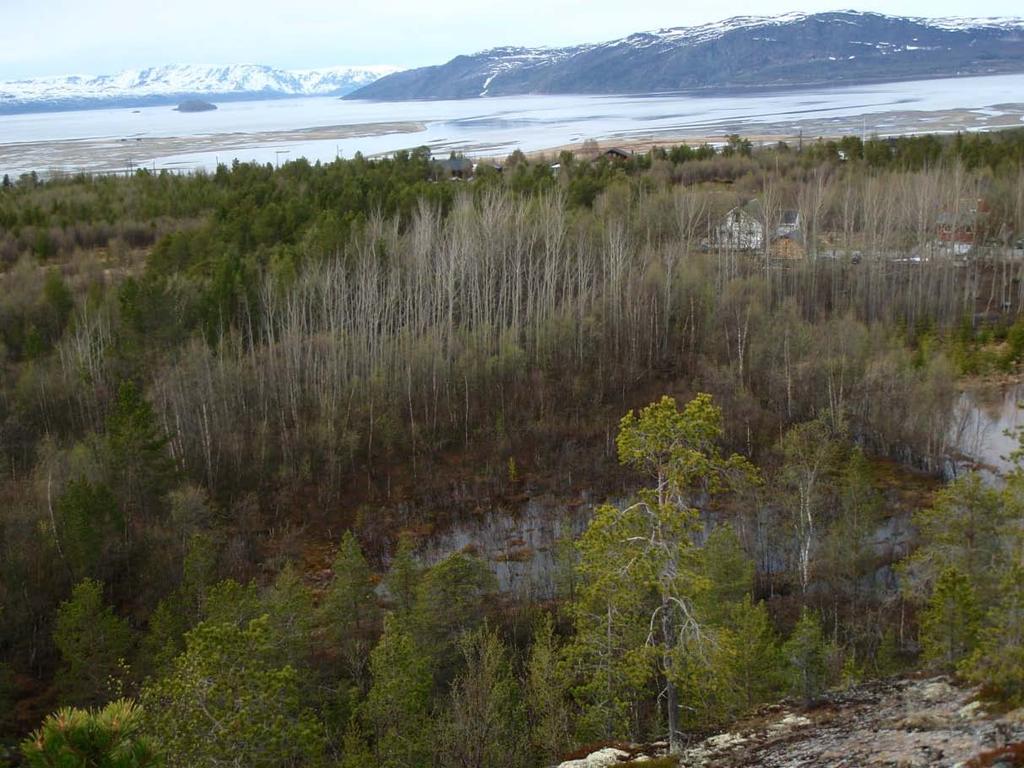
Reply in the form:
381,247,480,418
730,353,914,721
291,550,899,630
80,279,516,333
470,11,1024,59
0,63,401,114
349,11,1024,101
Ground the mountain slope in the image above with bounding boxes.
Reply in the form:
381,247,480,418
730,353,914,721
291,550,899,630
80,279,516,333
0,64,400,114
347,11,1024,100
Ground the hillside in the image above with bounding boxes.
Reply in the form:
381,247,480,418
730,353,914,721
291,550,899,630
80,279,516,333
4,132,1024,765
347,11,1024,100
0,63,400,114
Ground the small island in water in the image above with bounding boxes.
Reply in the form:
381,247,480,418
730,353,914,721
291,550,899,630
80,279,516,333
174,99,217,113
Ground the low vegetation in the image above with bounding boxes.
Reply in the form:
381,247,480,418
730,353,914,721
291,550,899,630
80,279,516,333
1,128,1023,766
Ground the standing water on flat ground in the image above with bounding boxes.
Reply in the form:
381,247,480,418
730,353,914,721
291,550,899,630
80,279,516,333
415,385,1024,598
951,382,1024,478
2,73,1024,175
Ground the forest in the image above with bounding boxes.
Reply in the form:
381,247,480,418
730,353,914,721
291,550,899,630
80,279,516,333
1,128,1024,766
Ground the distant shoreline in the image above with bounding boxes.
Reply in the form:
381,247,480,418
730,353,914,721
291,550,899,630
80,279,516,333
3,67,1023,118
344,67,1024,103
2,76,1022,177
0,121,427,177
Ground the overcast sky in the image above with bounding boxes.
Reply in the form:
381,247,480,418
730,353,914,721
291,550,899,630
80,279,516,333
2,0,1020,79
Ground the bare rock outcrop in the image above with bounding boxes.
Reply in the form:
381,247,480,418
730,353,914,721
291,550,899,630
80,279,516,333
677,676,1023,767
558,677,1024,768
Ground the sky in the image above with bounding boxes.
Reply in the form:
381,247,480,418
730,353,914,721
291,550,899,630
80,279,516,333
1,0,1022,80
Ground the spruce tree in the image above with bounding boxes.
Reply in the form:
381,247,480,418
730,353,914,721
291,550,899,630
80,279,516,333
0,658,14,733
907,473,1008,600
138,595,189,681
783,609,830,705
105,380,174,533
723,597,783,712
200,579,261,627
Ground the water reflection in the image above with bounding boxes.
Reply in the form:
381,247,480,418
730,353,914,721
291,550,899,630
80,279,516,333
951,383,1024,478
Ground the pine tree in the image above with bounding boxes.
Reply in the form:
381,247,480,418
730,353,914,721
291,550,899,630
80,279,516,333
54,480,122,581
384,533,421,616
698,524,754,627
53,579,133,708
21,699,161,768
412,553,496,687
364,615,433,768
920,566,981,670
141,616,324,768
907,473,1009,601
263,563,315,671
525,614,573,763
321,531,379,683
962,564,1024,706
572,394,755,752
567,499,661,743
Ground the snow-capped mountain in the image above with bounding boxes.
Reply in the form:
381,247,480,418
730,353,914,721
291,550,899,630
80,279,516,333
0,64,400,114
348,11,1024,100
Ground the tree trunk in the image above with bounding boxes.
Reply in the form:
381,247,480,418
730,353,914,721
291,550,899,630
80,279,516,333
662,595,682,754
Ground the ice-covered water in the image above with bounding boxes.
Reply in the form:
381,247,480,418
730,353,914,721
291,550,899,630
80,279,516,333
1,73,1024,175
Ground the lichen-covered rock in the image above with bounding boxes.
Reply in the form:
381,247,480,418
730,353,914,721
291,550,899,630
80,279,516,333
676,677,1024,768
558,747,632,768
957,700,985,721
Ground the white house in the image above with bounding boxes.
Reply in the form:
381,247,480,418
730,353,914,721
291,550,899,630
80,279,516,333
716,200,801,251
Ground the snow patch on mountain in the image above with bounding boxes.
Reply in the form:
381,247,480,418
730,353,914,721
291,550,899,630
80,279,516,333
922,16,1024,31
618,11,1024,51
0,63,401,109
438,10,1024,100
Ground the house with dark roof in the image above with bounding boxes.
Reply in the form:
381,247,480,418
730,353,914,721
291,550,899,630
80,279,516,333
432,156,474,180
934,199,991,256
603,147,632,161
